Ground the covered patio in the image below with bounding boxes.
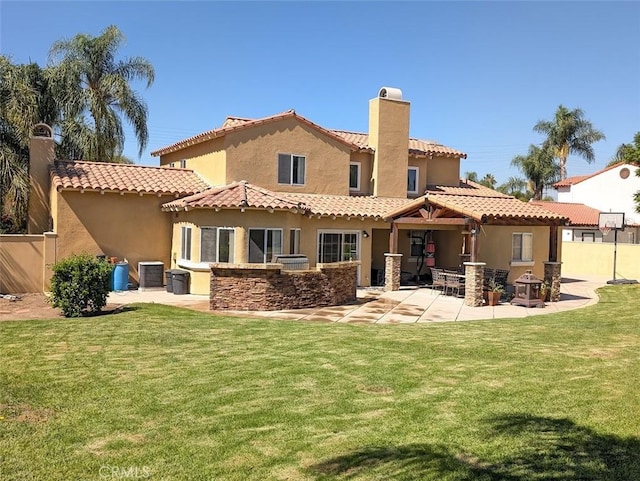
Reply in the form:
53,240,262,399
380,182,568,307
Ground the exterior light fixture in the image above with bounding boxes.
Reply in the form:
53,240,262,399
362,230,370,238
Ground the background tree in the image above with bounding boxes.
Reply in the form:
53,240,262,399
510,144,560,201
607,131,640,166
479,173,497,189
49,25,154,161
534,105,605,180
0,57,58,232
497,177,530,201
463,171,479,182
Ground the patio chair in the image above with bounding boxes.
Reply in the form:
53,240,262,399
494,269,510,289
430,267,446,294
444,270,465,298
483,267,495,290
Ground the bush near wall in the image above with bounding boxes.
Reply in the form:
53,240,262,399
50,254,114,317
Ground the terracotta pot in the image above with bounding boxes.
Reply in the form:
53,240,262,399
487,291,501,306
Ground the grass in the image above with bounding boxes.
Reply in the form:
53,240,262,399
1,285,639,480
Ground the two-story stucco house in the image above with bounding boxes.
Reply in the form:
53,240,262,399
21,87,567,303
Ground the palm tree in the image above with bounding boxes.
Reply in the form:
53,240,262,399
0,57,58,232
479,173,497,189
534,105,605,180
510,144,560,201
463,171,479,182
608,132,640,166
497,176,530,201
49,25,154,161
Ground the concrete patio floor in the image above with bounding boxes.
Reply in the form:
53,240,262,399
107,275,607,324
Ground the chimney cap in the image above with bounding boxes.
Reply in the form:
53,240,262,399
378,87,403,100
32,123,53,138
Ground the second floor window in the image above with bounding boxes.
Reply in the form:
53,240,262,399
408,167,419,195
349,162,361,191
278,153,305,185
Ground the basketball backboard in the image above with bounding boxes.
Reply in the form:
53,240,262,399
598,212,625,230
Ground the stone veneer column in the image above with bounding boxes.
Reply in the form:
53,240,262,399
544,261,562,302
464,262,485,307
384,253,402,291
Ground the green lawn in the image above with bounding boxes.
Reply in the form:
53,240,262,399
1,285,639,480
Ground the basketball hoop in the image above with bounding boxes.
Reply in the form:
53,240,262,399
600,223,612,236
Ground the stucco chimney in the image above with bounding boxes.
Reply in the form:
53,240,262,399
28,123,55,234
368,87,410,198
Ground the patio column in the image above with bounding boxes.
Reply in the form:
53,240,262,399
464,262,485,307
544,261,562,302
384,253,402,291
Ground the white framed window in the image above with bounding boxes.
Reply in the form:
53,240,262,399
179,159,187,168
349,162,361,191
249,228,283,263
408,167,419,195
512,233,533,263
200,227,235,263
180,226,192,261
278,153,306,185
289,228,301,254
169,162,175,168
318,230,359,263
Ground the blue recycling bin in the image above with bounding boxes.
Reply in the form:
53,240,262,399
111,262,129,291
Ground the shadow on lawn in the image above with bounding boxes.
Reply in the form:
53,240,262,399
309,414,640,480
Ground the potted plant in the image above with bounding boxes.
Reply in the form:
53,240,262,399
487,279,505,306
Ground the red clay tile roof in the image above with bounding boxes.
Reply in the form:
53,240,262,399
284,192,413,220
151,111,363,156
162,181,306,212
162,181,414,219
552,162,637,188
529,201,601,226
50,160,210,196
385,180,568,224
151,113,467,159
330,130,467,158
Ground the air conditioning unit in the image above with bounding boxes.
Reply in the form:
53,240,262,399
138,261,164,290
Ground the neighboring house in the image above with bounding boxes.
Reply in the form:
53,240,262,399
553,162,640,244
530,201,603,243
19,87,567,299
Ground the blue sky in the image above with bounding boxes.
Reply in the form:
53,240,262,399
2,1,639,185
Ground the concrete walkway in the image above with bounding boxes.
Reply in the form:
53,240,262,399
107,275,607,324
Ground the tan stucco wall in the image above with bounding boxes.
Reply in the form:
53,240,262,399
349,151,374,195
55,191,173,285
170,209,381,293
369,97,410,197
223,118,353,195
426,157,461,187
160,137,226,186
561,241,640,279
478,225,550,282
0,233,57,293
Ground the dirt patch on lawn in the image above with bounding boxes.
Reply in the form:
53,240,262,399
0,293,122,322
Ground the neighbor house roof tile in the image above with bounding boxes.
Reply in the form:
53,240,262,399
552,162,636,188
50,160,210,196
529,201,600,226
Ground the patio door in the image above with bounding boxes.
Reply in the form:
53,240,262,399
318,230,361,284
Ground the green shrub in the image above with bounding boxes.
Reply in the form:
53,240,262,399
50,254,114,317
